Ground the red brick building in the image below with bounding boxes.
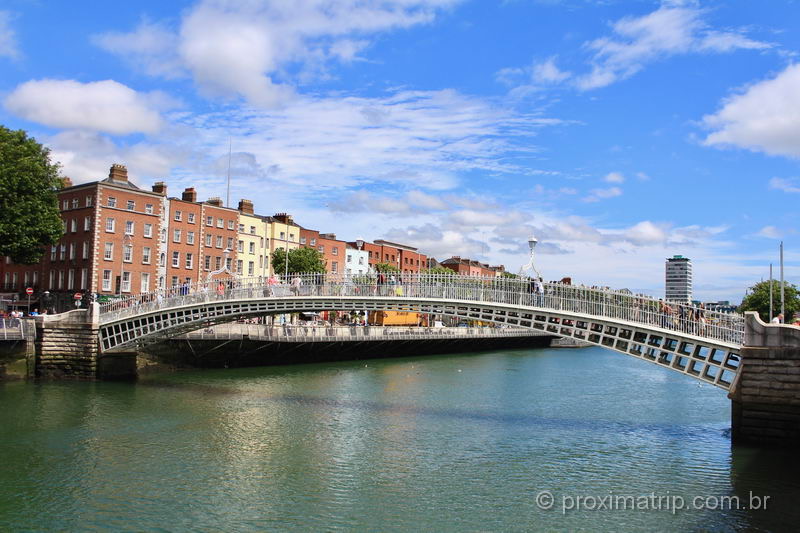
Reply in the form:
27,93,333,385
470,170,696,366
357,239,427,275
440,256,503,277
299,227,347,274
199,198,240,281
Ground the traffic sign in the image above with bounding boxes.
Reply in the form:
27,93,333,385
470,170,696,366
26,287,33,295
74,292,83,300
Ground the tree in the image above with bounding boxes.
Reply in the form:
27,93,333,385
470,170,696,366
423,266,455,276
0,126,64,264
739,280,800,321
374,262,400,273
271,247,326,275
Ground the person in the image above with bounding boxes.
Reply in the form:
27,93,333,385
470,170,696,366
30,308,39,316
267,274,278,296
291,274,301,295
771,313,784,324
216,281,226,298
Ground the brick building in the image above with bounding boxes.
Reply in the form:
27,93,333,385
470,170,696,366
440,256,502,277
357,239,427,275
299,227,347,274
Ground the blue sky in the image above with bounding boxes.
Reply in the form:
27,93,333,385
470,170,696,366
1,0,799,301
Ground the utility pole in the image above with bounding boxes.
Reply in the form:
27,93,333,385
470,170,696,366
769,263,773,321
226,138,232,208
780,241,785,319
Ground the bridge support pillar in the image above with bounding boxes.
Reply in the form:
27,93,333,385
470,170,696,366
34,303,102,379
730,312,800,447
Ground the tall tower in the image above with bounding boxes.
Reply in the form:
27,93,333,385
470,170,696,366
665,255,692,304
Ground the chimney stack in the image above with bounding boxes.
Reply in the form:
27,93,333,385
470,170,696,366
206,197,223,207
108,163,128,182
238,199,254,215
60,177,73,188
182,187,197,202
152,181,167,195
273,212,293,224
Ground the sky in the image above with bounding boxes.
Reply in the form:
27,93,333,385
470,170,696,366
1,0,799,302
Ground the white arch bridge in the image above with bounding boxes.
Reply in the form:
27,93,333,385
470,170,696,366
98,274,744,390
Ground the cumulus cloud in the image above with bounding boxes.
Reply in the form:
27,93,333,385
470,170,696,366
4,79,173,135
583,186,622,202
94,0,458,107
756,225,782,239
769,177,800,193
577,2,771,90
0,11,19,59
603,171,625,183
703,64,800,159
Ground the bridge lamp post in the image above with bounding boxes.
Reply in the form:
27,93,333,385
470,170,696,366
528,235,541,280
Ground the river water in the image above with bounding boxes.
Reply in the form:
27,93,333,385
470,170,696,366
1,346,799,532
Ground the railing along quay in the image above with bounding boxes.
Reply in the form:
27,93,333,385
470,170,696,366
99,273,745,346
0,318,27,340
179,324,549,343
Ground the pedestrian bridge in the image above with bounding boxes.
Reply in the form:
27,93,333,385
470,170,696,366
97,274,744,390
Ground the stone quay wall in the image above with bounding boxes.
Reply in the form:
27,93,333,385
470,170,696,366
731,312,800,447
34,303,100,379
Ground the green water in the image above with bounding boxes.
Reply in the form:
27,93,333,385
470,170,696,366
1,346,798,531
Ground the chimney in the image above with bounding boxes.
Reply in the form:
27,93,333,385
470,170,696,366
320,233,336,240
60,177,73,188
206,197,223,207
152,181,167,195
108,163,128,182
182,187,197,202
238,199,254,215
273,212,293,224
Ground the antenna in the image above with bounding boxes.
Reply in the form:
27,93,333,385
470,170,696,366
226,138,232,208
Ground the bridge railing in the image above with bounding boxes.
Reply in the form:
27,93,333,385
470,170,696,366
98,273,744,345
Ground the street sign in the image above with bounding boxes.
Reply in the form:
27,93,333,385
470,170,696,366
74,292,83,300
26,287,33,295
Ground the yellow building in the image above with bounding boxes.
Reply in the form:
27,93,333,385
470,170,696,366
236,200,269,279
264,213,301,276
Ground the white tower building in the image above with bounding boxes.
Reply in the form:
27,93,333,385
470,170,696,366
665,255,692,304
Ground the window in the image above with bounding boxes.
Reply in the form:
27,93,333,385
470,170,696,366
237,259,243,273
226,257,232,270
347,254,352,263
62,200,69,210
174,210,182,221
127,200,135,211
69,243,75,260
144,223,153,238
161,229,166,243
227,237,234,250
300,237,307,244
249,242,255,254
318,245,324,253
280,231,285,240
107,197,116,208
173,229,181,243
206,216,213,226
216,236,223,248
289,233,295,242
50,246,56,261
82,242,89,259
125,220,134,235
250,226,256,234
145,203,153,214
80,268,87,290
215,256,222,270
185,253,193,269
332,247,338,256
331,261,338,273
68,269,74,289
228,220,234,230
159,253,165,267
140,272,150,293
248,261,254,276
71,198,78,209
102,270,112,291
358,257,364,265
123,244,133,263
187,231,195,245
106,217,115,233
86,196,93,208
63,220,67,232
121,271,131,293
142,247,151,264
205,234,212,246
172,251,180,267
84,216,91,231
24,272,29,286
204,255,211,270
48,270,54,290
170,276,179,288
216,218,223,228
239,224,245,232
310,238,316,246
59,244,66,260
238,240,244,253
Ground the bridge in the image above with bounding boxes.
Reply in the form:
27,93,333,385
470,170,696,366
31,273,799,447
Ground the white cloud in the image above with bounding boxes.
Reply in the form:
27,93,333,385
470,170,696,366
4,79,173,135
0,10,19,59
603,171,625,183
703,64,800,159
533,56,571,84
769,177,800,193
95,0,459,107
583,186,622,202
577,2,771,90
756,225,782,239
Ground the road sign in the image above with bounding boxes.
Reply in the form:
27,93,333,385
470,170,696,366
74,292,83,300
26,287,33,295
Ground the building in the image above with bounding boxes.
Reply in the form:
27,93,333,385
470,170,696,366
200,198,240,280
236,199,268,278
345,244,370,276
440,256,499,277
358,239,427,275
265,213,301,276
165,187,203,289
665,255,692,304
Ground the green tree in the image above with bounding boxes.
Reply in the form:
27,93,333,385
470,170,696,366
374,262,400,273
739,280,800,321
423,265,455,276
271,247,326,275
0,126,63,264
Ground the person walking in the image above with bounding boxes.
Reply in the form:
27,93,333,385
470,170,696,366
771,313,784,324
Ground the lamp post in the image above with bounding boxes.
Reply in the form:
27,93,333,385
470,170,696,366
523,234,541,280
356,237,365,276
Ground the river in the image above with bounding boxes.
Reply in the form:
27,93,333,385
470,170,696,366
1,345,798,531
